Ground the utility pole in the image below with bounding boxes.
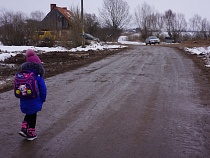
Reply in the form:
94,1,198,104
81,0,85,47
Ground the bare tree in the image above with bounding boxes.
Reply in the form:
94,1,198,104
0,9,26,45
189,14,210,39
189,14,202,38
189,14,202,32
68,6,83,47
134,2,156,39
65,7,100,47
155,13,164,37
163,10,187,41
84,13,99,36
201,18,209,38
164,9,175,38
174,13,187,31
23,11,46,45
172,13,187,41
99,0,132,40
207,21,210,38
30,11,45,21
149,13,165,37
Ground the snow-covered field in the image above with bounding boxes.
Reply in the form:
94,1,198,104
0,42,127,62
1,40,210,86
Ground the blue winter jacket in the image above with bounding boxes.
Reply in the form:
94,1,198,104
19,62,47,115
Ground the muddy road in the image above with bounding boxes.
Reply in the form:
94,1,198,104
1,46,210,158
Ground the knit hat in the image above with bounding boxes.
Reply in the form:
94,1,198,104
25,49,42,64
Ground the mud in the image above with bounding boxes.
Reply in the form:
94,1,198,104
1,45,210,157
0,49,124,93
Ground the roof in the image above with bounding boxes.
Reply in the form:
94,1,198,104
56,7,72,20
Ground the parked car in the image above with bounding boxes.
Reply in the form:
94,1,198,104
165,37,175,43
83,33,100,43
145,36,160,45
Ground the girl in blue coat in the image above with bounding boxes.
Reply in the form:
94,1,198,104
18,49,47,141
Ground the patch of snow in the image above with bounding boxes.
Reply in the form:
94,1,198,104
0,43,127,61
185,46,210,55
70,43,126,52
185,46,210,67
0,52,20,61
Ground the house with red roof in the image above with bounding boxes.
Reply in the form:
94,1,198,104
41,4,72,30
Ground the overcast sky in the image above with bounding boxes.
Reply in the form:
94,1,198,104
0,0,210,21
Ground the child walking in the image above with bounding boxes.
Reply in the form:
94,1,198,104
18,49,47,141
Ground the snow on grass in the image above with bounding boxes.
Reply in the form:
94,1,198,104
70,43,127,52
185,46,210,67
0,43,127,61
185,46,210,55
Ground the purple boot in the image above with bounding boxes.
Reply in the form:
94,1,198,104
18,121,28,137
27,128,37,141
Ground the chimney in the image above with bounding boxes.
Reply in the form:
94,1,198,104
50,4,56,11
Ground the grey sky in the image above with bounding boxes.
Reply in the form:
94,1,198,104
0,0,210,21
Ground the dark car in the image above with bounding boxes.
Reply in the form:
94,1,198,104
83,33,100,43
145,36,160,45
165,37,175,43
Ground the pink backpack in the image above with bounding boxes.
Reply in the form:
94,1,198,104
14,70,39,98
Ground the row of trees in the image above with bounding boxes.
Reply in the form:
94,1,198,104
0,10,45,45
134,2,210,41
0,0,210,46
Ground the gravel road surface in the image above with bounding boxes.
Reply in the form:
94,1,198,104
1,46,210,158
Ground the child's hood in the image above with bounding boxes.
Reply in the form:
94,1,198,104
21,62,45,77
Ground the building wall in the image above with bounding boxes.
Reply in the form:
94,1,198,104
41,9,70,30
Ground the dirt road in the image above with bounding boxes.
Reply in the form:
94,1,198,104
1,46,210,158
